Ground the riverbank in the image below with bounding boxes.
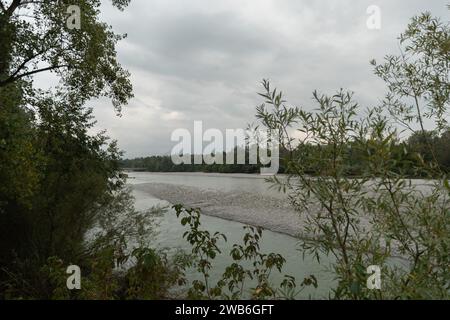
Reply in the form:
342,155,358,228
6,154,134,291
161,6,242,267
128,172,435,239
131,182,304,237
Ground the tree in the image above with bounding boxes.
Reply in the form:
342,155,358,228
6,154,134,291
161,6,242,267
254,10,450,299
372,12,450,173
0,0,133,111
0,0,147,299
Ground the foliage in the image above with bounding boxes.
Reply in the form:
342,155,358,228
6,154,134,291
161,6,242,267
0,0,180,300
120,149,270,174
0,0,133,111
254,14,450,298
173,204,317,300
120,128,450,177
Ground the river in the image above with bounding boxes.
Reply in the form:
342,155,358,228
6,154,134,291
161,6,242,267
127,172,335,299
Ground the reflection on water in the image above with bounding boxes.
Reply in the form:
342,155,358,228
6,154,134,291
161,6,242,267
129,172,335,299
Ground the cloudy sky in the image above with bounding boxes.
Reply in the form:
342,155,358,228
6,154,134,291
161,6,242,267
91,0,449,158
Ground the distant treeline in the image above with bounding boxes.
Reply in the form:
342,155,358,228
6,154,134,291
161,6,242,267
120,148,269,173
120,130,450,176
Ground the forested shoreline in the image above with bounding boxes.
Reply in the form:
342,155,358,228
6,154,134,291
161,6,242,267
121,129,450,176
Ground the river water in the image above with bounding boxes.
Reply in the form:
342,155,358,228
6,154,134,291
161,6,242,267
128,172,335,299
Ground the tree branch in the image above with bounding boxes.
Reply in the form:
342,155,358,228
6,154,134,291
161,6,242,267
0,64,69,87
6,0,21,16
7,48,47,79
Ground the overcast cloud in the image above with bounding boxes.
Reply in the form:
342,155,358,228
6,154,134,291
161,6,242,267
88,0,450,158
